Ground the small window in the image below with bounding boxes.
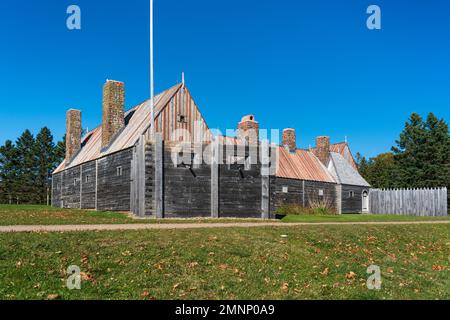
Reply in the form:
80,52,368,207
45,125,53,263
318,189,324,196
116,166,123,177
85,175,90,183
282,186,289,193
349,191,355,198
177,114,186,123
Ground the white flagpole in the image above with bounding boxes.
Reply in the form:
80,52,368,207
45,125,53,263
150,0,155,139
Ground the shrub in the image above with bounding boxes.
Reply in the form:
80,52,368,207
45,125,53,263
276,199,337,216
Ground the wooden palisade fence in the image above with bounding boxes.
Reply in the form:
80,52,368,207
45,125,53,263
369,187,448,217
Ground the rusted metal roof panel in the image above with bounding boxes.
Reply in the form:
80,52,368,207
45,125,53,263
276,147,336,183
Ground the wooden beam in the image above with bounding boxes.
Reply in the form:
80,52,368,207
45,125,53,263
154,133,164,218
261,140,270,219
79,165,83,209
211,137,219,218
95,160,98,211
138,135,146,217
335,184,342,214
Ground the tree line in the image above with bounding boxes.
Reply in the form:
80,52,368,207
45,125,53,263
356,112,450,189
0,128,65,204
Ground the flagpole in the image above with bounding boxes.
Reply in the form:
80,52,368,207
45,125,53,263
150,0,155,139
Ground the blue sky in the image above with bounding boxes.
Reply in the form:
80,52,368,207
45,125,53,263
0,0,449,158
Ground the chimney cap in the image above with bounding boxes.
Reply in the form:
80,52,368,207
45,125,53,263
105,79,124,84
283,128,295,132
239,115,258,123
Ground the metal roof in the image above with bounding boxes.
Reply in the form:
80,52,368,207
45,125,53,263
276,147,336,183
54,83,182,173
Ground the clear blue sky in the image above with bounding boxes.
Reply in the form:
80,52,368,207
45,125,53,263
0,0,449,157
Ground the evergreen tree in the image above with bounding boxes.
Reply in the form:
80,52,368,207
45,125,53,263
0,140,18,204
392,112,450,188
55,134,66,165
15,130,38,204
422,113,450,187
35,127,56,204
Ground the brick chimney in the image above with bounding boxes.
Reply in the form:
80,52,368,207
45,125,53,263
282,128,296,151
66,109,82,163
102,80,125,149
237,115,259,145
316,136,330,166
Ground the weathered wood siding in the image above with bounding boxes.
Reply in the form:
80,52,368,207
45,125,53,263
370,188,448,216
163,148,212,218
270,178,337,213
269,177,304,213
97,149,133,211
52,148,132,211
341,184,367,213
51,172,63,208
304,181,337,210
152,87,212,143
80,161,96,209
61,166,81,208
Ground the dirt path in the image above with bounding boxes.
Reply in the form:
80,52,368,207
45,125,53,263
0,220,449,233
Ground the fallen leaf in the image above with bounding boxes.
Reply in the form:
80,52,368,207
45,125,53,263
320,268,329,276
345,272,356,280
47,294,60,300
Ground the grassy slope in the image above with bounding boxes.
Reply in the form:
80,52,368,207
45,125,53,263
0,205,448,226
0,224,448,300
0,205,264,225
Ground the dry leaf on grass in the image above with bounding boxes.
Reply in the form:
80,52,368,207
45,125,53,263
320,268,330,276
345,272,356,280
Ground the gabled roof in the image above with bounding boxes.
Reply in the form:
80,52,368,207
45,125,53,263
328,152,370,187
329,142,358,170
54,83,182,173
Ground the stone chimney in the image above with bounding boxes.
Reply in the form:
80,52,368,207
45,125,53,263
66,109,82,163
316,136,330,166
282,128,296,151
237,115,259,145
102,80,125,149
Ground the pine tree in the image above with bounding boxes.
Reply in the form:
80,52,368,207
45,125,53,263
15,130,38,204
422,113,450,187
0,140,18,204
35,127,56,205
55,134,66,165
392,112,450,188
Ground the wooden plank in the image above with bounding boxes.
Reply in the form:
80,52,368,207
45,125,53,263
95,160,98,210
261,140,270,219
335,184,342,214
137,136,146,217
211,137,219,218
155,133,164,218
79,165,83,208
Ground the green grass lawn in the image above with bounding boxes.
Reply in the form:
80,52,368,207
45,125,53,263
0,205,266,225
0,224,448,300
280,213,450,223
0,205,448,226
